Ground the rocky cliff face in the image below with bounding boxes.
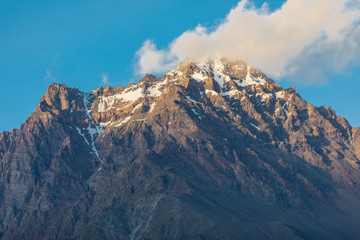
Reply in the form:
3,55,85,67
1,58,360,239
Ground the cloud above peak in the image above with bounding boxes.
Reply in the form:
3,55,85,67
135,0,360,83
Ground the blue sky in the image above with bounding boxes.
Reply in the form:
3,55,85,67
1,0,359,131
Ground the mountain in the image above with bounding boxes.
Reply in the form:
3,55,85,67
1,58,360,239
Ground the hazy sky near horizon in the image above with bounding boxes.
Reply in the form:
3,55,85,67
1,0,360,131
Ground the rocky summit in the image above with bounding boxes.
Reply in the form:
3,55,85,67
1,58,360,239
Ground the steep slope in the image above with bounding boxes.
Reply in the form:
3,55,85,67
0,58,360,239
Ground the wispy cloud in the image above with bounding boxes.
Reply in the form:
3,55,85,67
135,0,360,84
43,69,56,82
102,73,108,84
101,73,112,86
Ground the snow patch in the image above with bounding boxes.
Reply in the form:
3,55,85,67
191,108,202,119
236,65,268,87
167,68,184,78
256,92,272,102
282,106,289,116
115,116,131,127
149,102,156,112
281,93,294,116
82,93,104,163
185,96,199,104
147,78,168,97
275,91,285,99
97,86,143,113
76,127,90,145
205,89,219,96
123,87,144,101
222,89,242,97
97,78,171,113
250,123,261,131
70,100,73,113
212,59,226,91
191,72,207,82
132,103,143,113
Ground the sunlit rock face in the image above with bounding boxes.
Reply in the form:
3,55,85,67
1,58,360,239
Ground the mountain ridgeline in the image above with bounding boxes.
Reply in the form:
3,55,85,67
1,58,360,239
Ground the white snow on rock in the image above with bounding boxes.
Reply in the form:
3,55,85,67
122,86,144,101
115,116,131,127
76,126,90,145
275,91,285,99
97,95,116,112
222,89,242,97
76,93,104,163
282,106,289,116
194,58,270,94
90,58,286,131
132,103,143,113
185,96,200,104
191,108,202,119
96,86,143,113
250,123,261,131
191,72,208,82
166,67,184,78
97,78,171,113
205,89,219,96
87,125,105,138
101,120,113,127
195,58,231,91
87,125,105,162
135,118,147,122
256,92,272,102
96,58,274,116
147,78,168,97
70,100,73,113
237,65,268,87
281,93,294,116
149,102,156,112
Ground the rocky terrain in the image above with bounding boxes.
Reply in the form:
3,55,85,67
0,58,360,239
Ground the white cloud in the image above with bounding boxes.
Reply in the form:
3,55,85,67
44,69,55,82
102,73,110,85
135,40,178,75
135,0,360,83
